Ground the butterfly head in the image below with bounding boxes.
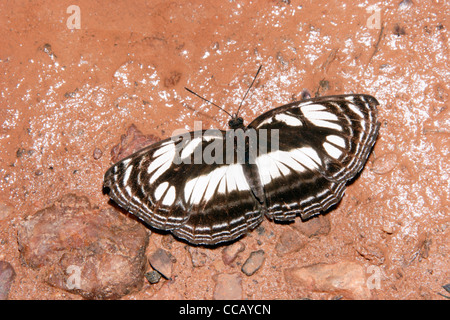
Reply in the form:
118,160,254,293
228,114,245,129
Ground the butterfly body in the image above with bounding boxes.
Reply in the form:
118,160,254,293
104,94,380,245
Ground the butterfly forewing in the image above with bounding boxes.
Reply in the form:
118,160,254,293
104,138,190,230
248,94,379,220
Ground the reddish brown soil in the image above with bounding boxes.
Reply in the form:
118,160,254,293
0,0,448,299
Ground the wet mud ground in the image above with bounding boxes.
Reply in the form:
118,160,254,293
0,0,449,299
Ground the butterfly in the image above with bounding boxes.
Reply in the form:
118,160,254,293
103,67,380,245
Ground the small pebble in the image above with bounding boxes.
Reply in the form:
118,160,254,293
148,248,173,279
300,89,311,100
93,147,103,160
241,250,265,276
355,243,385,265
145,271,162,284
371,152,398,175
186,246,208,268
284,261,371,299
275,228,306,256
110,124,160,163
161,234,175,250
293,214,331,238
222,242,245,265
164,71,182,88
393,24,406,37
382,225,394,234
442,284,450,294
398,0,413,10
417,232,432,261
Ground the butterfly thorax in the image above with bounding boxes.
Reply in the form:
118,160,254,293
228,115,245,130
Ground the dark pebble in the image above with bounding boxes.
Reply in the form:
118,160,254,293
443,283,450,294
145,271,162,284
241,250,265,276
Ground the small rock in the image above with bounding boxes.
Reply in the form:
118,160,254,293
145,271,162,284
256,225,266,236
355,243,385,265
399,164,415,181
17,193,149,299
0,261,16,300
39,43,56,59
276,52,288,67
284,261,371,299
16,148,34,158
393,23,407,36
382,225,394,234
148,248,173,279
241,250,265,276
0,203,13,221
371,152,398,175
315,79,330,96
213,273,242,300
111,124,160,163
398,0,413,10
222,242,245,265
443,283,450,294
93,148,103,160
164,71,182,88
293,214,331,238
161,234,175,250
186,246,209,268
300,89,311,100
275,228,306,256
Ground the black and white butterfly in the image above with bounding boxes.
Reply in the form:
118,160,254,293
103,70,380,245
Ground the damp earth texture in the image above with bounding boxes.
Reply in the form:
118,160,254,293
0,0,448,299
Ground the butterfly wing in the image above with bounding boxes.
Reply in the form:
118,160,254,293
248,94,380,220
103,130,263,245
104,94,380,244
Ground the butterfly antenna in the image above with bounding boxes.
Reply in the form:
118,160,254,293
184,87,232,117
236,65,262,117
